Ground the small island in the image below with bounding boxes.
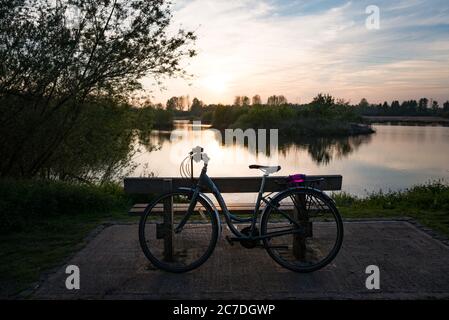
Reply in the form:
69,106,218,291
206,93,375,137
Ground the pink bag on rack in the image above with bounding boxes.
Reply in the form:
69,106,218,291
287,174,306,186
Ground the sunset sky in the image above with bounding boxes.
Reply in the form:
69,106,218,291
143,0,449,105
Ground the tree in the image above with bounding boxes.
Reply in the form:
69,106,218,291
391,101,400,111
179,95,190,111
166,97,179,111
252,95,261,105
278,95,288,105
190,97,203,115
358,98,369,109
167,96,190,111
418,98,428,112
233,96,243,106
242,96,250,106
432,100,439,112
312,93,334,108
443,101,449,111
401,100,418,114
0,0,196,177
267,95,287,106
310,93,335,115
409,100,418,114
233,96,250,107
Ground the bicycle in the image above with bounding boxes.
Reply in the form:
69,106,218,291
139,146,344,273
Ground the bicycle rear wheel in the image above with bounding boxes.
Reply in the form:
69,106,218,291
261,188,343,272
139,190,219,273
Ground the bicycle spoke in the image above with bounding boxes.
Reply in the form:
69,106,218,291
266,201,301,228
261,189,343,272
139,191,219,273
266,245,289,250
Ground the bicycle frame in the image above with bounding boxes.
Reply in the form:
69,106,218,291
175,162,305,240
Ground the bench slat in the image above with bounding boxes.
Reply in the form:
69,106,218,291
128,203,301,216
124,175,342,194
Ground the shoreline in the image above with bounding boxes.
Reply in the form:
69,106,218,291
364,116,449,125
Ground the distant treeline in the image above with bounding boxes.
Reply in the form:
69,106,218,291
356,98,449,117
152,93,448,136
160,94,449,119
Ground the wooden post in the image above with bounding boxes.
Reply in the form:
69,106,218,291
162,179,174,262
292,193,307,260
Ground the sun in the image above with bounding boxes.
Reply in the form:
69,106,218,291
202,74,230,93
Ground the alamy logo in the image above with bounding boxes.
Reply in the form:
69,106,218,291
365,5,380,30
169,121,279,165
365,265,380,290
65,265,80,290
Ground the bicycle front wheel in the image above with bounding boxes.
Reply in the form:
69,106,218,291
261,188,343,272
139,190,219,273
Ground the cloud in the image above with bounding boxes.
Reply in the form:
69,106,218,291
143,0,449,105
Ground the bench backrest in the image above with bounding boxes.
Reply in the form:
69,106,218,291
124,175,342,194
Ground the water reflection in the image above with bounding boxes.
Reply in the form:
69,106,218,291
131,121,449,196
143,122,373,165
279,135,373,165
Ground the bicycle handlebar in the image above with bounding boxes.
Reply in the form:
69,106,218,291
190,146,203,155
190,146,209,165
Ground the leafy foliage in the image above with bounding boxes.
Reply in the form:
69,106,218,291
0,0,195,178
211,105,249,129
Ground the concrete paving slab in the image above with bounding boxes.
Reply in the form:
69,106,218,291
33,220,449,299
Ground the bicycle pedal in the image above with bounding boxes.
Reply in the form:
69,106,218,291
225,235,235,246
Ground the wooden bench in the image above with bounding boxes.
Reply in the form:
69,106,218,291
128,202,298,216
124,175,342,260
125,176,342,193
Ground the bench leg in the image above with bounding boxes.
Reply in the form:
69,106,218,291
292,193,307,260
162,185,174,262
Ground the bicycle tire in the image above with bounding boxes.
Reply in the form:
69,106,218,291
139,189,219,273
260,187,343,272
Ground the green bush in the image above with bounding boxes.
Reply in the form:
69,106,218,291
212,105,249,129
233,105,296,129
334,181,449,211
136,106,174,130
200,110,214,124
0,179,133,233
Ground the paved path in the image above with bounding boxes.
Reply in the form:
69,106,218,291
33,220,449,299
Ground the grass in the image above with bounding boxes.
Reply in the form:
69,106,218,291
0,179,149,298
0,210,138,298
339,206,449,237
334,181,449,236
1,179,448,298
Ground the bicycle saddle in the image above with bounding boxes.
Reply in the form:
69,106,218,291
249,165,281,174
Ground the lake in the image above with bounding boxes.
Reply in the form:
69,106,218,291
130,121,449,200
